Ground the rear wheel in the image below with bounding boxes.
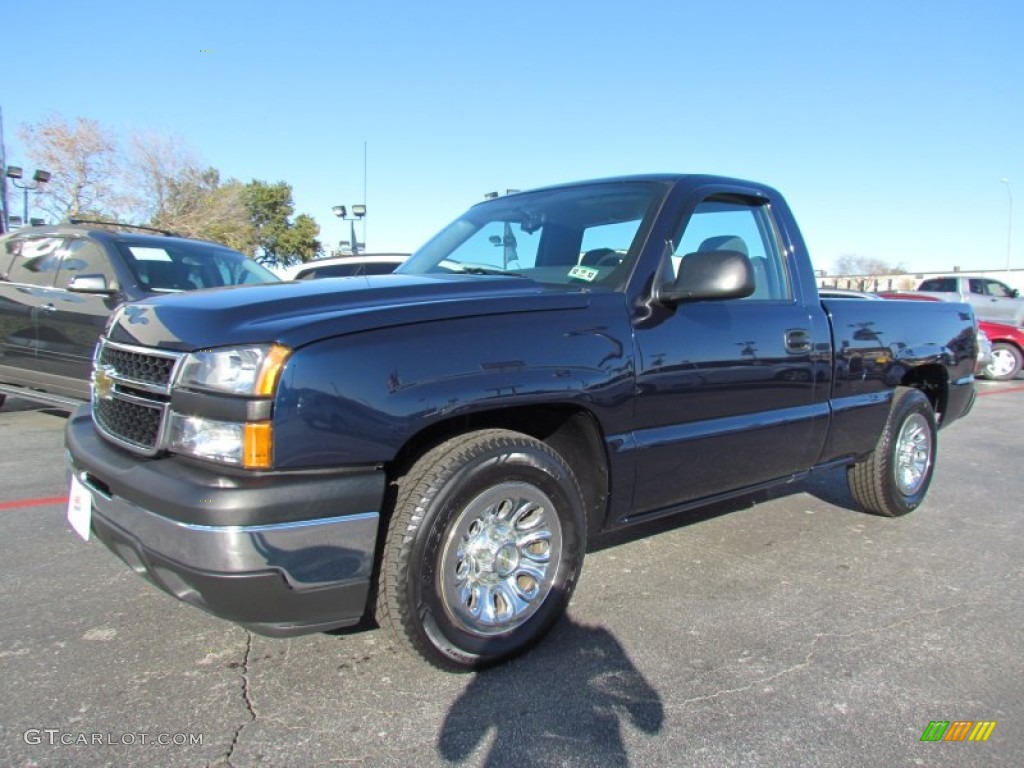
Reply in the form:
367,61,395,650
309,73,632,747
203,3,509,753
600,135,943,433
848,387,936,517
376,429,586,670
983,342,1022,381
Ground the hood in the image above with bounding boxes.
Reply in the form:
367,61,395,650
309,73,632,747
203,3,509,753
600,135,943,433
107,273,594,351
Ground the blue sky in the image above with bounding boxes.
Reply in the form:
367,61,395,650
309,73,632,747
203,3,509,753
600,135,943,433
3,0,1022,274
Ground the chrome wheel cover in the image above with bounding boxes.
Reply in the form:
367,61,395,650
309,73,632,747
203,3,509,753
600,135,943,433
440,482,562,637
894,413,932,495
986,348,1018,379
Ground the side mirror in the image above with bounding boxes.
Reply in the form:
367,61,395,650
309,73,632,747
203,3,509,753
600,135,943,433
67,274,114,294
656,249,755,305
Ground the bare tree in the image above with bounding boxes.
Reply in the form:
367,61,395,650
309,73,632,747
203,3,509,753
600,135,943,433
124,131,202,223
834,253,906,276
17,112,319,262
121,133,257,251
18,115,124,220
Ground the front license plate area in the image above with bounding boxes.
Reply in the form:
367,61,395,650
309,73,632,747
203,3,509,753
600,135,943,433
68,475,93,541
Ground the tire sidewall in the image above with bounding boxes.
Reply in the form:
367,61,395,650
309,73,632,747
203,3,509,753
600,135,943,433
405,438,585,669
881,390,937,515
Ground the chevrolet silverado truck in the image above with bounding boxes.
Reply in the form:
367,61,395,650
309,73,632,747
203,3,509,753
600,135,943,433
64,175,978,670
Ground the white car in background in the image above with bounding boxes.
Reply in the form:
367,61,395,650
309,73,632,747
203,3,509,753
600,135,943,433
282,253,409,280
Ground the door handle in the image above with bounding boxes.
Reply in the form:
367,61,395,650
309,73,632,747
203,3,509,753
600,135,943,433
41,303,58,313
785,329,812,354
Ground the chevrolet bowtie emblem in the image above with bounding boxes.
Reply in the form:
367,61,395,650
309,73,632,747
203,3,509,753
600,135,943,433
93,366,116,401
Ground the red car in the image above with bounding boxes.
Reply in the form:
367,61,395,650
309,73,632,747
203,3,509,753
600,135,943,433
878,292,1023,380
974,321,1024,380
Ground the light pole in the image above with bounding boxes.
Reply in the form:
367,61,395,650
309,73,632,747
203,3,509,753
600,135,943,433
1001,178,1013,272
5,166,52,229
331,204,367,255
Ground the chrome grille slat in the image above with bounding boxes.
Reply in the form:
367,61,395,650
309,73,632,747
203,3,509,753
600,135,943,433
92,338,184,455
97,341,180,390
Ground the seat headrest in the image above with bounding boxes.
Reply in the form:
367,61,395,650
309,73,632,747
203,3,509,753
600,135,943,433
698,235,748,256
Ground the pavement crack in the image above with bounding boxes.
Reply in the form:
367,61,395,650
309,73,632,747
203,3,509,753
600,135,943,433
681,653,816,707
217,631,256,768
680,601,983,707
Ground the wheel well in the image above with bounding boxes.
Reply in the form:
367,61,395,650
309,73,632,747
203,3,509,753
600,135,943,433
900,364,947,420
991,339,1023,352
386,406,610,540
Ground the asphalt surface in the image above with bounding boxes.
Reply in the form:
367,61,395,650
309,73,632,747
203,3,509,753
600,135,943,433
0,382,1021,768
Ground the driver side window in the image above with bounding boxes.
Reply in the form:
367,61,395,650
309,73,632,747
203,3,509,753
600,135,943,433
672,198,791,301
56,239,116,288
5,237,65,287
984,280,1015,298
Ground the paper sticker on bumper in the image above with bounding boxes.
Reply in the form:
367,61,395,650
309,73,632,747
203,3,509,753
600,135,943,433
68,476,93,541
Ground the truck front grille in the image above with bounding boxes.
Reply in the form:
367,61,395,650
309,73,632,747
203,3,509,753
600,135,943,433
97,345,176,387
92,339,182,455
94,396,163,450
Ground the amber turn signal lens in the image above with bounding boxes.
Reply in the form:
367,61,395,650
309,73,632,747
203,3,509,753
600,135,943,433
243,422,273,468
254,345,291,397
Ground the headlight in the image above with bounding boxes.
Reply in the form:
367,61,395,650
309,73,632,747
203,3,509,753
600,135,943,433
170,343,289,468
177,344,290,395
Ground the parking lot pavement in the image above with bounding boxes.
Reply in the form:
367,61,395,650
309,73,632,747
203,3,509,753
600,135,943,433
1,384,1021,768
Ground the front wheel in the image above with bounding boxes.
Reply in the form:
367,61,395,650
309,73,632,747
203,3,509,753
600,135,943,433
848,387,937,517
376,429,586,670
983,342,1022,381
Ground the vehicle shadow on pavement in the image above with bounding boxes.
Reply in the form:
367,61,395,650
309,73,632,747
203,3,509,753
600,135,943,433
436,619,664,766
591,466,859,553
0,396,74,418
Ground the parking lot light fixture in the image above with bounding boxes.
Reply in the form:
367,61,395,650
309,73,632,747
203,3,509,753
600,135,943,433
332,204,366,255
5,165,52,229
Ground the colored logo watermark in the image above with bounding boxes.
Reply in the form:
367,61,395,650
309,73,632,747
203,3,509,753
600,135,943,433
920,721,997,742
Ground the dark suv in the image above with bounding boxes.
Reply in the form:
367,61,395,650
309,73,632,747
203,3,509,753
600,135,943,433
0,221,279,410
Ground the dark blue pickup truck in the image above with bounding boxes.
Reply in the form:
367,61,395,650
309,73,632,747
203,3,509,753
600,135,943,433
64,175,977,670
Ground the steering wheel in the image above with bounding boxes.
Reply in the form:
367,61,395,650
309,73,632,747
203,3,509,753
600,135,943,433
581,248,623,268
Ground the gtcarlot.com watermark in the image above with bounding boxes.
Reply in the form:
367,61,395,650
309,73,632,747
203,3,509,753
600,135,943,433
23,729,203,747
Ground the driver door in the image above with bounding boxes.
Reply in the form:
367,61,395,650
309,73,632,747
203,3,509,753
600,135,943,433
629,193,829,517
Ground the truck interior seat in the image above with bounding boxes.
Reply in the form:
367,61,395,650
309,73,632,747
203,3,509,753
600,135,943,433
136,261,190,291
697,235,769,299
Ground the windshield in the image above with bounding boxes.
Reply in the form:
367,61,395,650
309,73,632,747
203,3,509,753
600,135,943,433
118,240,279,292
398,181,665,290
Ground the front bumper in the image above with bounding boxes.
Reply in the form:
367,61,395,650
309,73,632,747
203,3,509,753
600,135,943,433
65,406,386,636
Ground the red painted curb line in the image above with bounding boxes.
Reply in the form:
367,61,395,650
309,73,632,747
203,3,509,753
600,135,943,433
0,496,69,511
978,385,1024,397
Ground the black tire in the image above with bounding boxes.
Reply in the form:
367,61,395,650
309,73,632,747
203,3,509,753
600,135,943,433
982,342,1023,381
376,429,586,671
848,387,937,517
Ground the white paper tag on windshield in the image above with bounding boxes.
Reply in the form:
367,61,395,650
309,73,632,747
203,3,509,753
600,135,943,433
128,246,173,262
67,475,93,541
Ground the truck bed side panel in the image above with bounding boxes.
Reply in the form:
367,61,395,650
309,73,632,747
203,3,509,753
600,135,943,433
818,298,976,464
